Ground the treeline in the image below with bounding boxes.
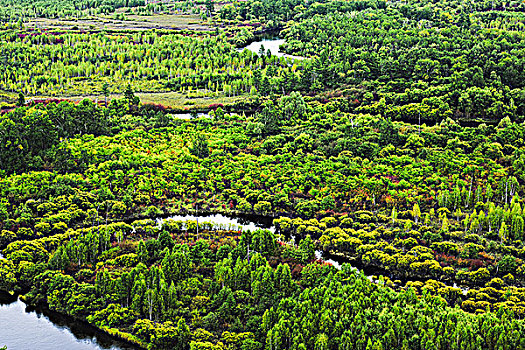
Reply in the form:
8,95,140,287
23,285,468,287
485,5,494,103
219,0,387,23
284,12,525,122
0,0,145,22
0,32,302,99
0,99,112,174
222,0,525,27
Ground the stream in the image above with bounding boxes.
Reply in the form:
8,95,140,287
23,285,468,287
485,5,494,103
156,214,469,295
156,213,343,268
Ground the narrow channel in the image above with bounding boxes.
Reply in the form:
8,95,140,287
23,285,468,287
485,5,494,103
156,213,347,269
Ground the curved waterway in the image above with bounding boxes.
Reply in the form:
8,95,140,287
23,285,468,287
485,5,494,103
156,213,343,268
156,214,470,293
0,213,467,349
0,292,137,350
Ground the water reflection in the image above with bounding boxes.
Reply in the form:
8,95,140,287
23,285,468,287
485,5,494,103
0,292,137,350
154,214,471,292
1,213,470,349
170,112,208,120
239,38,306,60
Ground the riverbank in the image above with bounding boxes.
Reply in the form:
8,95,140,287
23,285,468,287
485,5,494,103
0,292,142,350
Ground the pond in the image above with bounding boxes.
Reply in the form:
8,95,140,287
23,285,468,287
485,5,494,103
0,292,136,350
239,38,306,60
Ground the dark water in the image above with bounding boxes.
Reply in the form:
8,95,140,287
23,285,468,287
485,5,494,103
0,292,137,350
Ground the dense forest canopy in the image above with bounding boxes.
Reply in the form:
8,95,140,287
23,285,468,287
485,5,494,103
2,0,525,349
218,0,525,123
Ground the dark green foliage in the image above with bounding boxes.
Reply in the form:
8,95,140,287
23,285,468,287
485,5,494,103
124,84,140,108
16,92,24,107
3,0,525,348
190,135,210,158
0,100,108,173
0,0,145,21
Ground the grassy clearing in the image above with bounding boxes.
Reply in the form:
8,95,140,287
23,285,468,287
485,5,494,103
1,90,253,110
136,91,251,109
24,13,212,31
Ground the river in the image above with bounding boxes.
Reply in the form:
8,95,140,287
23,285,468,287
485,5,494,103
0,293,136,350
157,214,470,293
0,213,465,348
0,214,303,350
157,213,344,269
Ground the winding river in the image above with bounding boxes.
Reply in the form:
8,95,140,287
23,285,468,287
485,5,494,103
157,213,342,268
0,293,136,350
1,213,466,349
0,214,325,350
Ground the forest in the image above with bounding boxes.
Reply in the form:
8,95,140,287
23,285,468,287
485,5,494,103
2,0,525,349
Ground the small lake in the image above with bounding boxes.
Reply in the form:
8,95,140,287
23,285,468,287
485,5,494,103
0,293,136,350
240,38,305,60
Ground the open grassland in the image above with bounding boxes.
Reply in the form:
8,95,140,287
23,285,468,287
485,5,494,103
24,13,212,31
1,90,253,111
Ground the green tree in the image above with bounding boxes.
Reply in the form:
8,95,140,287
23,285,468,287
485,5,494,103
441,215,449,233
412,203,421,224
124,83,140,108
102,82,109,108
205,0,214,16
17,92,25,107
190,135,210,158
137,240,148,264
